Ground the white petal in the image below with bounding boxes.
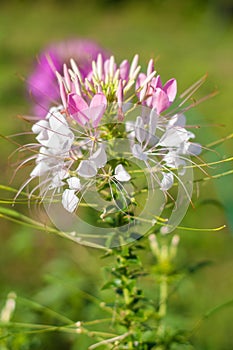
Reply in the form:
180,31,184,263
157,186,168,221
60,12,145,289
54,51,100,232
114,164,131,182
30,162,49,177
36,147,50,162
49,168,69,189
163,152,176,167
132,143,148,161
148,134,159,147
59,131,74,152
49,115,68,132
46,106,63,120
77,160,97,178
43,109,75,151
58,169,69,180
125,121,135,140
89,144,107,168
135,116,146,143
159,128,190,148
62,189,79,213
168,114,186,128
160,172,174,191
180,142,202,155
149,109,158,135
163,151,186,169
48,109,68,128
188,142,202,155
49,175,65,190
36,129,49,145
32,120,49,134
37,132,58,148
39,127,74,152
67,177,81,190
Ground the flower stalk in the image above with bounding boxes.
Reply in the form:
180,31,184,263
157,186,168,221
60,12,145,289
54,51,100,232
8,48,221,349
158,274,168,335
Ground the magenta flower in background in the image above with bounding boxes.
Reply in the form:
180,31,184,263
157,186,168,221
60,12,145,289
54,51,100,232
27,39,109,117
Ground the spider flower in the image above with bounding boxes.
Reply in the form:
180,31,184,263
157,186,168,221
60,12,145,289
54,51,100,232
27,39,109,117
19,54,202,244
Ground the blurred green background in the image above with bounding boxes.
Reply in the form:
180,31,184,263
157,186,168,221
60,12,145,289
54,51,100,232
0,0,232,349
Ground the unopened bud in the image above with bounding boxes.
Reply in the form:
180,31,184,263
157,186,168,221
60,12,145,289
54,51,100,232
149,234,160,258
0,292,17,322
170,234,180,259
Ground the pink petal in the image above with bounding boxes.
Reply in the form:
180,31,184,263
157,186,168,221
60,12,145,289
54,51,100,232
104,59,110,76
88,106,106,127
63,64,71,91
152,75,162,89
58,77,67,108
163,78,177,102
90,93,107,109
136,73,146,91
67,93,88,114
119,60,130,80
145,84,155,107
67,93,89,125
104,59,116,76
152,88,170,114
88,93,107,127
117,79,123,106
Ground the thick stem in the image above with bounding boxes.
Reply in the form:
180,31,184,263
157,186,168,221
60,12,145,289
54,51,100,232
108,246,144,349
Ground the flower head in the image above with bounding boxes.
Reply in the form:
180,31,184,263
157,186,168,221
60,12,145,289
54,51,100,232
19,53,203,246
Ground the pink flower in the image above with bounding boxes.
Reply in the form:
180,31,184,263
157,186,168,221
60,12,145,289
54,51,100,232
27,39,109,118
67,93,107,127
136,74,177,114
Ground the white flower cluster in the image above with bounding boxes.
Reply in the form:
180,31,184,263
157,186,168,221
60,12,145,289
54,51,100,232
129,110,201,191
30,106,132,213
30,107,74,191
28,103,201,217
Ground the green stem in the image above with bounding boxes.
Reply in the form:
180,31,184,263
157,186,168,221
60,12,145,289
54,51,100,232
107,245,145,349
123,286,131,307
157,275,168,336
